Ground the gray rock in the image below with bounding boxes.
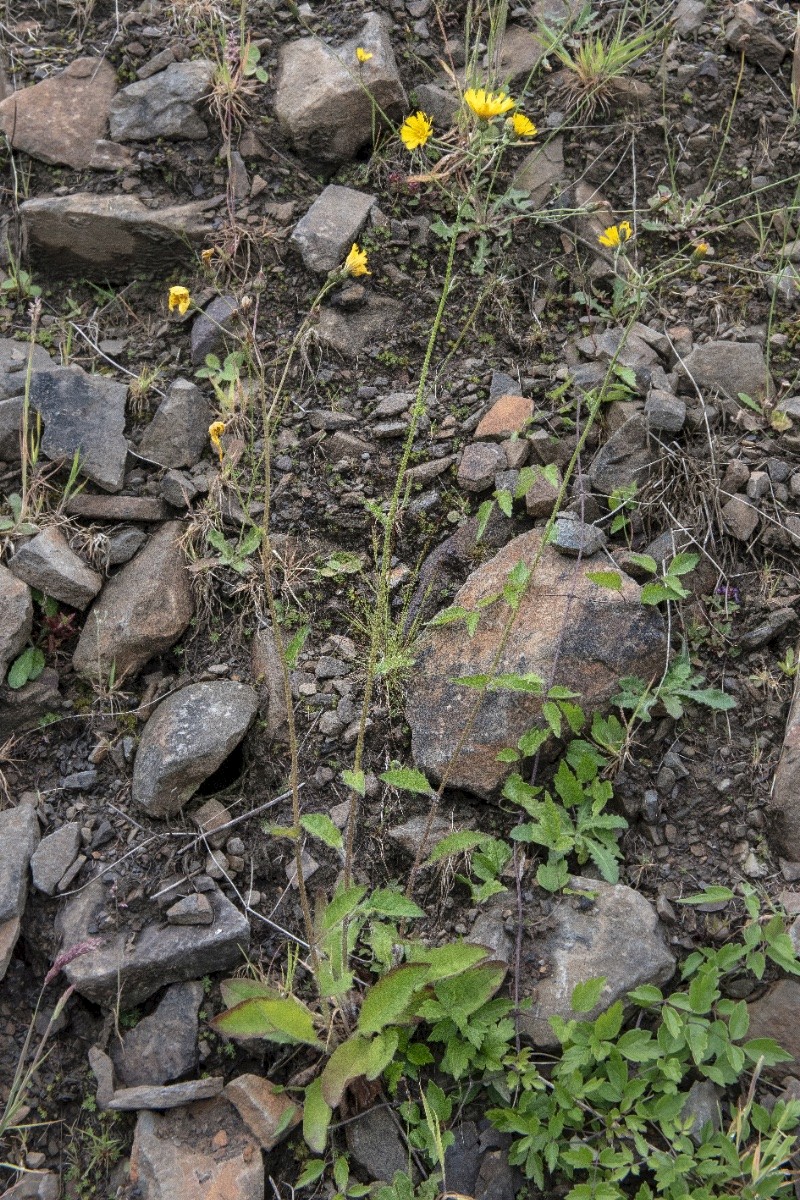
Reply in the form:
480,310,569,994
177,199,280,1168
73,522,194,683
767,265,800,306
112,981,203,1086
56,878,250,1005
550,514,607,557
721,495,759,542
8,526,103,609
747,980,800,1075
769,669,800,857
109,1077,223,1110
106,526,147,565
589,414,652,497
137,378,212,469
132,681,258,817
29,365,128,492
458,442,506,492
672,0,707,36
682,1080,721,1144
518,875,675,1047
407,530,665,798
109,60,214,141
22,192,213,279
0,668,60,740
576,327,659,370
0,337,52,402
251,623,290,739
0,1170,60,1199
412,83,458,128
190,295,241,367
725,2,786,72
0,396,25,461
494,23,547,83
315,295,403,358
30,822,81,896
346,1106,410,1183
0,916,21,983
678,340,773,402
645,389,686,433
65,494,172,522
291,185,375,274
525,465,561,518
160,470,198,508
275,13,407,164
129,1096,264,1200
0,564,32,681
166,893,214,924
0,804,39,925
224,1074,301,1150
512,136,565,207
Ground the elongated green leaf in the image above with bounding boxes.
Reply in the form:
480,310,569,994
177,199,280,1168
571,977,607,1013
667,552,699,576
342,768,365,796
404,941,489,980
433,964,506,1020
300,813,343,851
427,605,472,628
296,1159,326,1188
211,996,321,1045
365,1028,400,1079
677,887,735,906
303,1078,332,1153
366,889,425,919
586,570,623,593
219,978,279,1007
320,1034,372,1107
380,767,433,796
594,1000,624,1041
321,884,367,931
425,831,488,866
357,964,431,1034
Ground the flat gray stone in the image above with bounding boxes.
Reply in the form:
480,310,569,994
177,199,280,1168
8,526,103,609
0,563,32,681
589,414,652,497
109,59,214,141
56,878,250,1005
0,915,21,982
0,337,52,402
346,1106,409,1183
137,378,212,469
108,1077,223,1110
0,804,39,925
22,192,213,280
550,514,607,557
166,893,214,924
315,296,403,358
645,389,686,433
679,340,773,402
190,296,241,368
73,522,194,683
512,136,565,207
275,12,406,164
29,366,128,492
518,875,675,1047
291,185,375,274
129,1096,264,1200
721,495,759,542
457,442,506,492
132,681,258,817
112,981,203,1086
0,667,60,739
30,822,81,895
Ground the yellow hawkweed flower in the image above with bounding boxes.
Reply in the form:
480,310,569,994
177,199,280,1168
343,244,370,277
464,87,515,120
400,111,433,151
209,420,226,462
201,248,215,264
510,112,537,138
598,221,633,249
168,285,191,314
693,241,710,258
355,46,373,63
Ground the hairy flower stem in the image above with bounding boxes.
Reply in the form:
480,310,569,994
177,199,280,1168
344,222,460,889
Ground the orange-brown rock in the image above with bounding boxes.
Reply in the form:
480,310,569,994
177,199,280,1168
475,394,534,440
406,529,666,798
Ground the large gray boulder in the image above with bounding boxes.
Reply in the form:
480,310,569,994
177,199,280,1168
136,378,212,469
72,522,194,683
29,366,128,492
9,526,103,609
406,529,666,798
518,876,676,1047
109,60,214,141
274,12,406,164
132,682,258,817
678,340,773,402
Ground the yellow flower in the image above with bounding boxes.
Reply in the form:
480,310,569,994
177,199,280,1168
201,248,215,263
168,285,191,314
343,243,370,277
400,111,433,151
598,221,633,249
355,46,373,63
509,112,537,138
464,87,515,120
693,241,710,258
209,420,226,462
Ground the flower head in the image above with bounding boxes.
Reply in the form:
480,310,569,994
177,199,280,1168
692,241,711,258
201,248,216,264
464,87,515,120
598,221,633,249
168,285,191,315
400,110,433,151
509,112,537,138
209,420,226,462
355,46,373,63
343,243,371,277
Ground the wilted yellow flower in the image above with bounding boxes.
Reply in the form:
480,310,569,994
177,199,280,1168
464,87,515,120
693,241,710,258
400,111,433,151
510,112,537,138
355,46,373,63
168,285,191,314
209,420,226,462
343,244,370,277
598,221,633,249
201,248,215,264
